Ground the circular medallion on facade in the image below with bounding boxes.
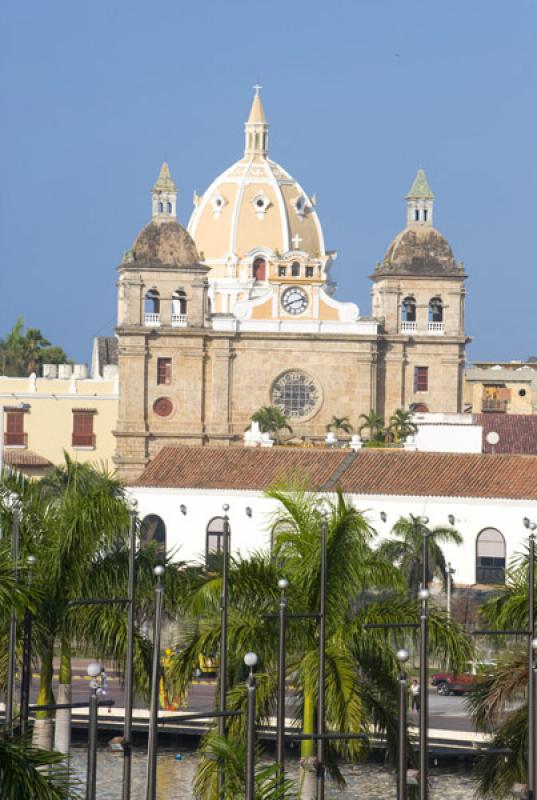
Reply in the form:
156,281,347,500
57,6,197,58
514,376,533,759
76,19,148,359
281,286,308,315
153,397,173,417
271,370,320,419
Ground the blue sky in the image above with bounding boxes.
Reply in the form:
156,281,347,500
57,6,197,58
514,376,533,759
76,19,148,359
1,0,535,363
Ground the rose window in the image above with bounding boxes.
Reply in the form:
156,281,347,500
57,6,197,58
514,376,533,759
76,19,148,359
271,371,320,419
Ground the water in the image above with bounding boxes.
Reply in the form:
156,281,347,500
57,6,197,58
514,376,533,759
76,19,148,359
70,744,483,798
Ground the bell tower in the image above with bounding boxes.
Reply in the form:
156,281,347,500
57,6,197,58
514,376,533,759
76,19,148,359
151,162,177,222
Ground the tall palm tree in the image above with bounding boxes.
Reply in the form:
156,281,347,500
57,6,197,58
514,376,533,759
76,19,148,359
325,416,353,435
168,488,472,799
250,406,293,443
378,514,463,596
358,409,385,442
468,547,536,798
387,408,418,444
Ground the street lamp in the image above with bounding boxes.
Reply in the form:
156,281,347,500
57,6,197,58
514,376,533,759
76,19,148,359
122,500,138,800
146,565,165,800
418,586,430,800
86,662,107,800
276,578,288,781
523,518,536,799
218,503,231,798
244,652,258,800
445,563,456,620
20,554,37,736
396,648,410,800
317,509,328,800
6,492,20,736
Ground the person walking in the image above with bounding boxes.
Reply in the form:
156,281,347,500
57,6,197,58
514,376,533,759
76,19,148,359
410,678,421,712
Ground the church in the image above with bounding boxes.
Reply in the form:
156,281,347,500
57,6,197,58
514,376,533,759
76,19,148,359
114,89,469,481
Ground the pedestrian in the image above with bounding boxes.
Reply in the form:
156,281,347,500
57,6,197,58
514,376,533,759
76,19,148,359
411,678,421,712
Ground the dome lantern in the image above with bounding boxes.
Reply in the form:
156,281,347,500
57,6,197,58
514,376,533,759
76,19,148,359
152,162,177,223
244,85,269,158
406,168,434,227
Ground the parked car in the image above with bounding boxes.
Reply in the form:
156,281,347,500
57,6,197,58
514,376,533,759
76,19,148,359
431,661,495,695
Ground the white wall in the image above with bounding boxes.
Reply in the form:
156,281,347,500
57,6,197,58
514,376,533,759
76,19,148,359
129,486,537,587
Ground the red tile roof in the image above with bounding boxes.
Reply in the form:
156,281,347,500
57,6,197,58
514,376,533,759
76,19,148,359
134,446,537,501
4,450,52,467
475,414,537,455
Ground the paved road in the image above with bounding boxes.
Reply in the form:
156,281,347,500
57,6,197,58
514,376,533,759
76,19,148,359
24,659,474,733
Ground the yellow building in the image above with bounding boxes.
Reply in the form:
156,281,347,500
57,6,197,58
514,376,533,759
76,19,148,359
1,359,118,477
465,360,537,414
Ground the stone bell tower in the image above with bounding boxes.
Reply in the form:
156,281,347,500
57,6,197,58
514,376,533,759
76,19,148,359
114,163,210,481
372,169,469,418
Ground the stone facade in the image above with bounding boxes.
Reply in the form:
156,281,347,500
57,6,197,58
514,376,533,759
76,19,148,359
113,101,469,482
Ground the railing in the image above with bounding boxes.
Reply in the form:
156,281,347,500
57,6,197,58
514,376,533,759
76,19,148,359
400,321,417,333
481,399,508,412
72,433,96,448
428,322,444,334
144,313,161,327
4,432,27,447
171,314,188,327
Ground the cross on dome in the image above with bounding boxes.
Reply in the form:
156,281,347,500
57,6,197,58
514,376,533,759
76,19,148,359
292,233,302,250
253,83,262,96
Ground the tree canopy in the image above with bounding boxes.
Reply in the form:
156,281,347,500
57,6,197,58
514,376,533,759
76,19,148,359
0,317,69,376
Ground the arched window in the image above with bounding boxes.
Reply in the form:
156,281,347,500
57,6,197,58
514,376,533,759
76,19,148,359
159,202,164,213
167,202,172,213
172,289,187,316
414,209,420,222
141,514,166,554
429,297,443,323
410,402,429,413
253,258,266,282
476,528,506,585
145,289,160,314
291,261,301,278
206,516,226,568
401,297,416,322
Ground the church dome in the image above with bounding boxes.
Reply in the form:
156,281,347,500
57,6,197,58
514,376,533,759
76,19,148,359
129,221,200,268
379,225,458,276
187,90,326,261
375,169,461,277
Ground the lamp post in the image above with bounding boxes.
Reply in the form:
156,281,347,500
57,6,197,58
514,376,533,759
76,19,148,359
396,648,410,800
6,492,20,736
218,504,231,798
445,562,455,620
317,510,328,800
20,554,37,736
244,652,258,800
416,514,430,800
532,638,537,799
145,565,165,800
523,519,536,799
276,578,288,781
86,662,108,800
122,502,138,800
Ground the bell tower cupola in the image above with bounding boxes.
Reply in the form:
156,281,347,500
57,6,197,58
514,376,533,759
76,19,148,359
406,168,434,227
244,85,269,158
152,162,177,223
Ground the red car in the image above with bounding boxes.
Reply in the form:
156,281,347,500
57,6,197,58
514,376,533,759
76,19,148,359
430,671,481,695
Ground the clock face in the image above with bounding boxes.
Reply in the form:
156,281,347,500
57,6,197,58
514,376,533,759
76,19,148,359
281,286,308,315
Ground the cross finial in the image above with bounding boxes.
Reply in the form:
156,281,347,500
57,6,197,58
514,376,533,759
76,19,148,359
292,233,302,250
253,83,262,96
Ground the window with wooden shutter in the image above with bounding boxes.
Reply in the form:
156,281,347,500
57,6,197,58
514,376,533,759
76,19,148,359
72,411,95,447
5,412,26,447
414,366,429,392
157,358,172,386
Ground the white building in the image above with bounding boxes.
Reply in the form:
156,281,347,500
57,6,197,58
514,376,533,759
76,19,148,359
128,446,537,588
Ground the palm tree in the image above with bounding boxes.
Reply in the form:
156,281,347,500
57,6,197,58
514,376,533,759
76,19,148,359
468,548,536,798
250,406,293,443
0,734,77,799
168,488,472,798
387,408,418,444
325,416,353,435
23,328,51,375
378,514,463,596
358,409,385,442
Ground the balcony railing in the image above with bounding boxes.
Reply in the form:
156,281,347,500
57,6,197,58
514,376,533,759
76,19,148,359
144,313,161,327
4,432,27,447
171,314,188,327
400,321,417,333
428,322,444,334
72,433,96,448
482,398,508,412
